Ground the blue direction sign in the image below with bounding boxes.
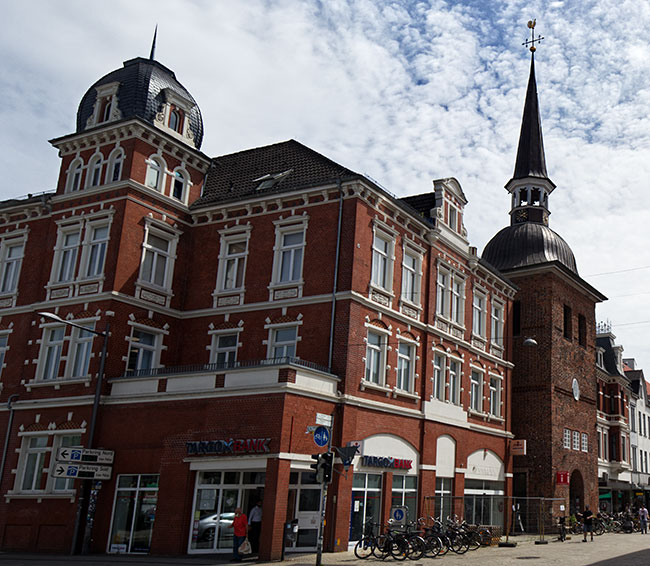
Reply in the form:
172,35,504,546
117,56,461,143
313,426,330,447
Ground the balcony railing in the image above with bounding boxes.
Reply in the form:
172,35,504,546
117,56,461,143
120,357,331,379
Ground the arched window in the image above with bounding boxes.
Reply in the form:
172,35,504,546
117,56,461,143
145,156,165,191
168,109,182,133
106,149,124,183
87,155,103,188
172,170,188,201
66,159,83,193
101,98,113,123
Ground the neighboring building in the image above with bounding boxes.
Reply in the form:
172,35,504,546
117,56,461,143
0,52,518,558
625,357,650,509
482,51,607,516
595,324,632,511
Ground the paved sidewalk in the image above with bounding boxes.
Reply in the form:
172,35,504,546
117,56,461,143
1,533,650,566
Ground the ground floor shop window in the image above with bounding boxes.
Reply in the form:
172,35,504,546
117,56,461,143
349,473,382,542
286,471,323,549
434,477,453,521
464,479,504,526
108,474,159,554
391,475,417,521
189,470,265,552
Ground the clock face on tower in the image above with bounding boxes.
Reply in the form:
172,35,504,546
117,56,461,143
515,210,528,223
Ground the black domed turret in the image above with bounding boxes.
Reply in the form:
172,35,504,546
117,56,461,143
76,57,204,148
482,223,577,274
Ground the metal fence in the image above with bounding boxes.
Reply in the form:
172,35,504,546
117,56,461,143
422,496,567,541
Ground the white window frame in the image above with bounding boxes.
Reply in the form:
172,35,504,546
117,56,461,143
436,266,465,326
0,238,25,295
364,327,389,386
581,432,589,453
52,433,83,492
126,326,164,374
433,353,446,401
370,225,396,295
171,168,189,203
36,325,65,381
490,300,504,347
267,324,299,360
396,340,416,393
472,290,487,338
67,322,96,379
488,374,502,417
603,430,609,460
52,225,82,284
447,203,458,231
564,428,571,449
106,148,124,184
17,435,49,492
401,247,422,306
448,358,461,405
470,369,483,412
80,221,110,279
208,330,241,367
137,222,179,292
572,430,580,451
269,217,308,294
66,158,84,193
145,155,166,192
216,230,249,293
86,153,104,188
0,331,9,379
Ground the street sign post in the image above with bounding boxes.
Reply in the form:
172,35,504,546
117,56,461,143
53,463,112,481
57,447,114,464
313,426,330,447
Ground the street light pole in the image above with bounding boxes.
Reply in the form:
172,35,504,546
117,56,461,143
37,312,109,555
0,394,20,494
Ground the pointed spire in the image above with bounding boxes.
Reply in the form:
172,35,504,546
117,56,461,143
512,53,549,180
149,24,158,61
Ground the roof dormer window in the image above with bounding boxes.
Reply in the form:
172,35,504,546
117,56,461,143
100,98,113,123
85,82,121,129
168,109,182,133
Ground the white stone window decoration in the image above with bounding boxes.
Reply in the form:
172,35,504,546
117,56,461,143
66,158,84,193
106,148,125,184
270,217,309,294
127,328,162,373
138,223,179,292
563,428,571,449
86,153,103,188
145,155,166,192
371,229,395,293
171,169,189,202
470,369,483,412
217,233,249,292
209,333,239,367
472,291,487,338
572,430,580,451
396,341,416,392
401,246,422,306
436,267,465,326
86,81,122,129
269,326,299,359
0,238,25,294
154,88,196,148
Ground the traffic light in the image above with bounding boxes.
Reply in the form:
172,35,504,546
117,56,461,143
321,451,334,484
310,453,324,483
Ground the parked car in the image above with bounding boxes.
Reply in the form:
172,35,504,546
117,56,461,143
198,512,235,543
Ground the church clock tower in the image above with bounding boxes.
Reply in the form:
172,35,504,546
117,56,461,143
482,21,606,517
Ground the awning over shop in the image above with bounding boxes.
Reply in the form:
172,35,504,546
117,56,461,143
599,492,611,500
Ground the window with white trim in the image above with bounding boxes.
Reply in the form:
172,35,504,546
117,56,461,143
86,154,103,188
488,376,501,417
436,268,464,325
55,228,81,283
436,271,448,317
69,324,95,378
472,291,487,338
581,432,589,453
603,431,609,460
127,328,161,373
0,333,9,378
106,148,124,184
171,170,188,202
447,204,458,231
396,341,415,392
145,156,165,191
371,230,395,293
470,370,483,412
269,326,298,359
272,224,306,285
82,223,109,278
139,227,178,291
38,325,65,380
448,359,460,405
572,430,580,451
169,109,182,132
0,239,25,294
401,248,421,305
52,434,82,491
564,428,571,449
209,333,239,366
364,330,386,385
491,301,504,346
19,435,49,492
433,353,445,401
217,235,248,292
66,159,83,193
620,434,626,461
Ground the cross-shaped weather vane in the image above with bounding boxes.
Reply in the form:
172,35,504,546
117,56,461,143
523,19,544,52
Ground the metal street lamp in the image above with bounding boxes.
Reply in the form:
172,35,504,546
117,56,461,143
37,311,110,555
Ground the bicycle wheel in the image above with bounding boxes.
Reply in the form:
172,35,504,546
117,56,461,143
407,535,426,560
437,534,450,556
424,534,442,558
372,535,389,560
450,533,469,554
354,537,374,559
390,538,409,561
466,530,481,551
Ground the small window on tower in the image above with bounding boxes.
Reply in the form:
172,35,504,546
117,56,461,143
168,109,182,133
578,314,586,347
531,187,541,206
563,305,572,340
101,98,112,123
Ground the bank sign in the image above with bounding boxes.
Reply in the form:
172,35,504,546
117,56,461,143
361,455,412,470
186,438,271,456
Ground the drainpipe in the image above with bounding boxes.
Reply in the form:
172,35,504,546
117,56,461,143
327,180,344,373
0,394,20,492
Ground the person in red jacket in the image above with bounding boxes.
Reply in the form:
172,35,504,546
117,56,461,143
229,507,248,561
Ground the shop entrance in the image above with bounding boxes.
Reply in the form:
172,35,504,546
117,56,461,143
569,470,584,516
349,473,382,542
286,471,323,550
188,470,265,553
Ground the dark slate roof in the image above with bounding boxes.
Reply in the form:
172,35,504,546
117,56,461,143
511,55,550,183
597,335,625,378
625,369,645,395
399,193,439,220
193,140,361,208
482,222,577,274
76,57,203,148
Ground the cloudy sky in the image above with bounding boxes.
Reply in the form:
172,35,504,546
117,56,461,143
2,0,649,371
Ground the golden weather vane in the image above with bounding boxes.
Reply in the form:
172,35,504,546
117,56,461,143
523,19,544,52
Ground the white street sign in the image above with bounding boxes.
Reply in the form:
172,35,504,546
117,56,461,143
53,462,112,480
315,413,332,427
57,447,114,464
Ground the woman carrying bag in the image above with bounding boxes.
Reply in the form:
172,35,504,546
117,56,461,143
229,507,250,561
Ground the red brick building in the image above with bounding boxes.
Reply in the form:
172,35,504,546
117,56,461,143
0,54,518,558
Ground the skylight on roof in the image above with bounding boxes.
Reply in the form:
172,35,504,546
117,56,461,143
253,169,293,191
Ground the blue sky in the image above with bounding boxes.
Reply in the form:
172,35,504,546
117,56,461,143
1,0,649,370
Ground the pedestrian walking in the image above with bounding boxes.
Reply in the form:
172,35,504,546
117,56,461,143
639,505,649,534
248,500,263,553
582,504,594,542
228,507,248,562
